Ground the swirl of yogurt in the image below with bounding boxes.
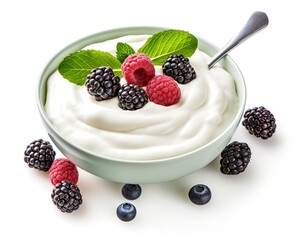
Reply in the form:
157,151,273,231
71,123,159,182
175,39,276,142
45,35,237,160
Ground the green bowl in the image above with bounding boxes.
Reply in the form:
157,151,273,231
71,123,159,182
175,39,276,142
37,27,246,184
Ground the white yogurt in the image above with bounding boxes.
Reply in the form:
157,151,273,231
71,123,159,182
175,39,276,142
45,35,238,160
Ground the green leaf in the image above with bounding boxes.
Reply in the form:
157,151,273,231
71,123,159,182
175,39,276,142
116,42,135,63
58,50,122,86
138,29,198,65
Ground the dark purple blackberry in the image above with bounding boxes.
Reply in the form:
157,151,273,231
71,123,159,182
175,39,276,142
162,54,196,84
220,141,251,175
118,83,148,110
242,106,276,139
122,184,142,200
24,139,55,171
51,180,82,213
85,66,120,101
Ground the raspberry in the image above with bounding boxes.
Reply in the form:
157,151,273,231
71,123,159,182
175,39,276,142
24,139,55,171
146,75,181,106
49,158,79,186
121,53,155,87
51,180,82,213
242,106,276,139
220,141,251,175
118,84,148,110
162,54,196,84
85,66,120,101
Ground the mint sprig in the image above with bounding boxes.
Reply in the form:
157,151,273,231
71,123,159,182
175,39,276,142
58,50,122,86
138,29,198,65
116,42,135,63
57,29,198,85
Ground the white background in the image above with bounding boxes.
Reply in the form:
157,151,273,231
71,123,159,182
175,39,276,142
0,0,298,239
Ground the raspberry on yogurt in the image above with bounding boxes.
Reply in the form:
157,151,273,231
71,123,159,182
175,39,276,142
121,53,155,87
146,75,181,106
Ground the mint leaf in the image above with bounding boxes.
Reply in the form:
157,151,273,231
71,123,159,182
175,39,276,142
58,50,122,86
116,42,135,63
138,30,198,65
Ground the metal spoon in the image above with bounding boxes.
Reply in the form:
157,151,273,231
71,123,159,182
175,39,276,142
208,11,269,69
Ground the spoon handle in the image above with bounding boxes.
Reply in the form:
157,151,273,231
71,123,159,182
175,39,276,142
208,11,269,69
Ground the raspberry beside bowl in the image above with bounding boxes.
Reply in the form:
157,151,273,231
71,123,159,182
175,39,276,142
36,27,246,184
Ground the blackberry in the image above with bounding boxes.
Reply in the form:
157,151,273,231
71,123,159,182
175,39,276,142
24,139,55,171
118,83,148,110
162,54,196,84
242,106,276,139
85,66,120,101
189,184,211,205
122,184,142,200
51,180,82,213
220,141,251,175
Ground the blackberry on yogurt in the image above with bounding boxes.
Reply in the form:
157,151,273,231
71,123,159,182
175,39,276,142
118,83,148,110
85,66,120,101
162,54,196,84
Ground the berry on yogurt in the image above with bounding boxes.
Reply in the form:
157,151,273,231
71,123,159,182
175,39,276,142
85,66,121,101
121,53,155,87
162,54,196,84
118,84,148,110
146,75,181,106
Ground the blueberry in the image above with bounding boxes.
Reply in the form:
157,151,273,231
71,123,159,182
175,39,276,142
116,202,137,221
121,184,142,200
188,184,211,205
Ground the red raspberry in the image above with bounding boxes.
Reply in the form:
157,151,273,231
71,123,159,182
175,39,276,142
121,53,155,87
49,158,79,186
146,75,181,106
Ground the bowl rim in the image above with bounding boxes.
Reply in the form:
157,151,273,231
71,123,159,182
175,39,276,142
36,26,246,164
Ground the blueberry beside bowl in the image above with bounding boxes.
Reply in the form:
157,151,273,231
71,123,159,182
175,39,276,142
36,27,246,184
